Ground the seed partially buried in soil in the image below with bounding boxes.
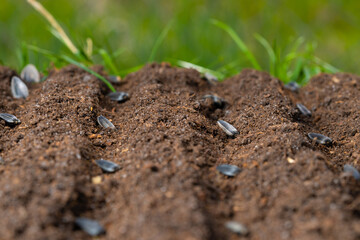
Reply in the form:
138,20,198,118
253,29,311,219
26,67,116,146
308,133,332,145
0,113,21,125
97,115,115,129
95,159,120,173
202,95,226,108
11,76,29,99
296,103,312,117
284,82,300,92
343,164,360,180
203,72,218,85
217,120,239,137
107,92,129,103
216,164,241,177
75,218,105,236
20,64,40,83
108,75,121,83
225,221,249,236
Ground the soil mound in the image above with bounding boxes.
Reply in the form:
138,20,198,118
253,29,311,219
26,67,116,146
0,63,359,239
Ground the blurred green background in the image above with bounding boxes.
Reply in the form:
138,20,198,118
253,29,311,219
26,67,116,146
0,0,359,77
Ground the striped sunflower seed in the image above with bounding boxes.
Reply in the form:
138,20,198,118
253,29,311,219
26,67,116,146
95,159,120,173
308,133,332,145
20,64,40,83
97,115,115,129
217,120,239,137
0,113,21,124
216,164,241,177
11,76,29,99
75,218,105,236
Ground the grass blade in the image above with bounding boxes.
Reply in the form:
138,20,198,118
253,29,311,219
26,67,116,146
149,20,173,62
99,49,120,75
254,34,276,75
176,60,225,80
61,55,116,92
211,19,261,70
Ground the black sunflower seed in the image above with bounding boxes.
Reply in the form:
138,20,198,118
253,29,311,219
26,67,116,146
0,113,21,124
216,164,241,177
308,133,332,145
108,92,129,103
203,72,219,84
225,221,249,236
20,64,40,83
97,115,115,129
344,164,360,180
296,103,312,117
75,218,105,236
284,82,300,92
11,76,29,99
217,120,239,137
95,159,120,173
202,95,226,108
108,75,121,83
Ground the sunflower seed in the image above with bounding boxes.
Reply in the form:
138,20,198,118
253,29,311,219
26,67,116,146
202,95,226,108
108,92,129,103
284,82,300,92
97,115,115,129
344,164,360,180
308,133,332,145
75,218,105,236
108,75,121,83
0,157,4,164
20,64,40,83
0,113,21,124
95,159,120,173
217,120,239,137
203,72,218,84
296,103,312,117
11,76,29,99
225,221,249,236
216,164,241,177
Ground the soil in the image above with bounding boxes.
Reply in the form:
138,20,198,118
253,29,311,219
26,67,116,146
0,63,360,240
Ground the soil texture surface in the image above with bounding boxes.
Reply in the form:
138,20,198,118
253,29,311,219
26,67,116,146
0,63,360,240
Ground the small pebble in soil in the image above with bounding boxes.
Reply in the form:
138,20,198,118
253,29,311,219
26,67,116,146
225,221,249,236
217,120,239,137
296,103,312,117
95,159,121,173
343,164,360,180
11,76,29,99
202,95,226,108
20,64,40,83
0,113,21,125
75,217,105,236
108,75,121,83
284,82,300,92
0,157,4,164
108,92,129,103
97,115,115,129
203,72,218,84
308,133,332,145
216,164,241,177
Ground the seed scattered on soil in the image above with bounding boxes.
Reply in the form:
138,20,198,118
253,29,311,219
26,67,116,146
0,157,3,164
202,95,226,108
217,120,239,137
11,76,29,99
97,115,115,129
284,82,300,92
108,75,121,83
308,133,332,145
296,103,312,117
75,217,105,236
203,72,218,84
225,221,249,236
0,113,21,124
95,159,121,173
108,92,129,103
216,164,241,177
343,164,360,180
20,64,40,83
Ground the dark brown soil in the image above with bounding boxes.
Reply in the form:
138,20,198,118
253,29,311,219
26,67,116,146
0,63,360,240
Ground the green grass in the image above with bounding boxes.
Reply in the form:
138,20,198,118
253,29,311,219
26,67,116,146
2,0,359,90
